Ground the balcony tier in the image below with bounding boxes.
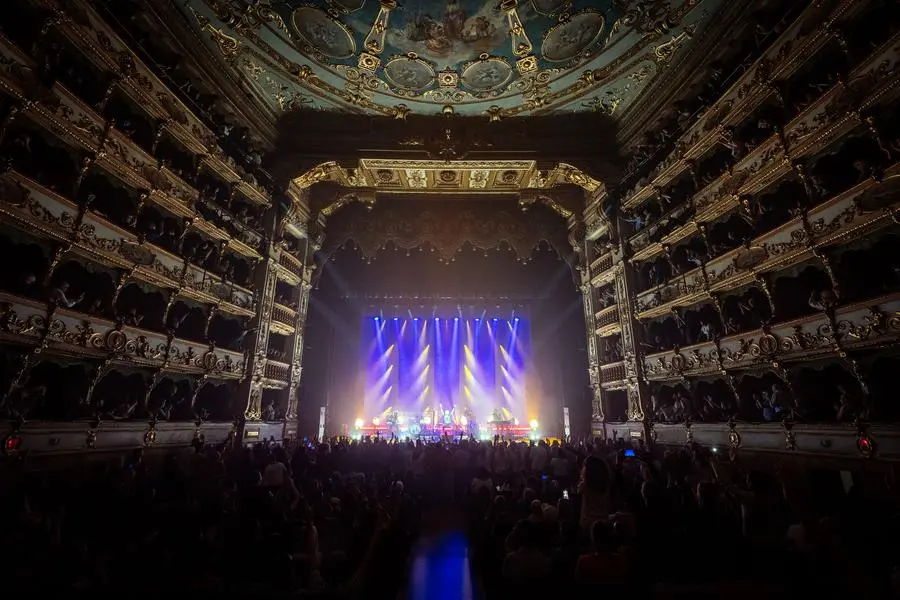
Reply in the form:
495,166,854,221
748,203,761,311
642,291,900,381
635,162,900,319
0,291,246,377
620,0,870,213
30,0,271,206
0,171,256,316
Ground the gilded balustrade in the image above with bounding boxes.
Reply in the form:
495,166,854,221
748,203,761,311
641,291,900,381
621,0,870,212
590,251,613,274
0,291,245,377
600,361,626,386
264,359,290,385
271,302,297,335
595,305,620,337
630,30,900,263
635,162,900,318
0,171,256,316
277,249,304,283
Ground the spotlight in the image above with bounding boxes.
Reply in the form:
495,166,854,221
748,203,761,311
514,317,520,322
374,317,380,321
529,419,539,430
414,317,419,321
435,317,440,321
474,318,480,322
493,318,498,322
393,317,399,321
454,317,459,321
397,414,407,425
354,418,364,429
372,417,381,426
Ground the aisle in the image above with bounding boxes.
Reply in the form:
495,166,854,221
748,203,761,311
405,509,475,600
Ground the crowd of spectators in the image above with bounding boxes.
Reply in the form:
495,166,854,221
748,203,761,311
4,435,899,597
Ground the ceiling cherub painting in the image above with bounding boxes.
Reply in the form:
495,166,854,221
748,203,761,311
385,0,507,64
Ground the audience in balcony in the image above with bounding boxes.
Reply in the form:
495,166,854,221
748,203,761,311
1,129,80,193
596,286,616,310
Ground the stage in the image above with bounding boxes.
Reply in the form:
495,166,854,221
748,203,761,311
350,408,539,441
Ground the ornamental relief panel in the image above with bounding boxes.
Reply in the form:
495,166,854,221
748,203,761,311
642,294,900,380
0,294,245,377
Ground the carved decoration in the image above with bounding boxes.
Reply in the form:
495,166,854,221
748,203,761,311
323,196,570,262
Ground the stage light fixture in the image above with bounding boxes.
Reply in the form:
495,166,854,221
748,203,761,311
393,317,399,321
529,419,539,430
372,417,381,426
354,418,364,429
514,317,520,322
374,317,380,321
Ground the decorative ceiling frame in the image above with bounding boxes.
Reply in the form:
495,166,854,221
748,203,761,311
292,158,601,194
176,0,730,120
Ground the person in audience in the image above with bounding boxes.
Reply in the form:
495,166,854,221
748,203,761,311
575,519,629,587
578,455,611,532
49,281,84,308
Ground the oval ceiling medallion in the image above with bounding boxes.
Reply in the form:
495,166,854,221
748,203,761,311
541,10,605,63
531,0,569,16
383,55,436,92
460,56,514,92
291,7,356,59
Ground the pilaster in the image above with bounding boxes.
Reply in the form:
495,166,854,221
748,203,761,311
284,268,313,424
238,256,279,421
615,247,650,426
580,255,606,425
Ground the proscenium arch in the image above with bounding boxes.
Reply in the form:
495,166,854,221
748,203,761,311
287,159,605,227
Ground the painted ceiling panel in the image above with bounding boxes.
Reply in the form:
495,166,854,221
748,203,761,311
186,0,727,117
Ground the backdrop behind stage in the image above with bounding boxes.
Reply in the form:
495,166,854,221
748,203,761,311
360,315,534,430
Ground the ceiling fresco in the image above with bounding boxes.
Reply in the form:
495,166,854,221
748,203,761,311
186,0,726,117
